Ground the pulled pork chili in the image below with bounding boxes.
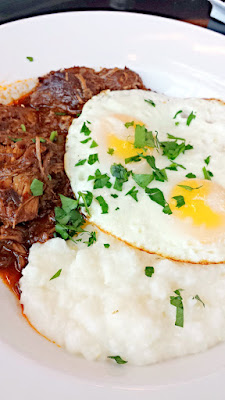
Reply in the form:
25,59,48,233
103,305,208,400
0,66,145,296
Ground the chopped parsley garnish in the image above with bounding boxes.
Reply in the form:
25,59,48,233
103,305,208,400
80,122,91,136
125,154,142,164
48,174,52,181
107,148,115,155
21,124,26,132
134,125,156,149
104,243,110,248
125,186,138,201
50,269,62,281
204,155,211,165
85,231,97,247
143,155,168,182
185,172,196,179
30,179,43,196
115,207,120,211
90,140,98,148
26,56,33,62
110,163,130,191
173,110,183,119
9,137,22,143
166,161,186,171
145,187,172,214
144,99,156,107
193,294,205,308
50,130,58,142
111,194,118,198
178,184,202,191
31,137,46,143
145,266,154,277
54,112,67,116
175,122,179,126
88,153,99,165
167,133,185,141
186,111,196,126
55,195,84,240
88,169,112,189
80,137,92,144
78,191,93,216
124,121,134,128
170,289,184,327
108,356,127,364
172,195,185,208
132,173,154,189
202,166,213,180
75,159,86,166
96,195,109,214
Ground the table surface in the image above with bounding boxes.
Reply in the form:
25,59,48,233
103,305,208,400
0,0,224,34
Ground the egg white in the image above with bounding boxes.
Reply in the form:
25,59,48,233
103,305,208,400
65,90,225,263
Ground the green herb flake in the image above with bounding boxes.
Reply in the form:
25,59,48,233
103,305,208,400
167,133,185,141
125,186,138,201
31,137,46,143
75,159,86,166
145,187,172,215
90,140,98,148
204,155,211,165
110,163,130,191
132,173,154,189
78,191,93,216
50,269,62,281
134,125,156,149
185,172,196,179
170,289,184,327
9,137,22,143
85,231,97,247
166,161,186,171
175,122,180,126
80,122,91,136
108,355,127,364
202,166,213,180
88,153,99,165
124,121,134,128
21,124,26,132
26,56,34,62
47,174,52,181
59,194,78,213
30,179,43,196
186,111,196,126
125,154,142,164
50,130,58,142
145,266,154,277
111,194,118,198
115,207,120,211
96,195,109,214
173,110,183,119
178,184,202,191
193,294,205,308
80,137,92,144
88,169,112,189
54,112,67,116
104,244,110,248
172,195,185,208
54,194,84,241
143,155,168,182
144,99,156,107
107,148,115,155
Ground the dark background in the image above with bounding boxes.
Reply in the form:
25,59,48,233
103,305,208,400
0,0,224,34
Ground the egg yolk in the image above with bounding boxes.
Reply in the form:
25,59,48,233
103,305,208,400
107,115,153,159
170,179,225,228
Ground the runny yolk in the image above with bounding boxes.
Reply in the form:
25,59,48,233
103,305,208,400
106,115,152,159
170,179,225,228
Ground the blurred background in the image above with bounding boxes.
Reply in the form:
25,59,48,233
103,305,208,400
0,0,224,34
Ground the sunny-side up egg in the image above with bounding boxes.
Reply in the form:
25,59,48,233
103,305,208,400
65,90,225,263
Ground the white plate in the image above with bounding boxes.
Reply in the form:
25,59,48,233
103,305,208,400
0,11,225,400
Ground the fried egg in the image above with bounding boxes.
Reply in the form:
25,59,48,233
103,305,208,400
65,90,225,263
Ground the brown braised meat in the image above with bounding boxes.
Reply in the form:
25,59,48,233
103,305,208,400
0,66,145,295
26,66,145,114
